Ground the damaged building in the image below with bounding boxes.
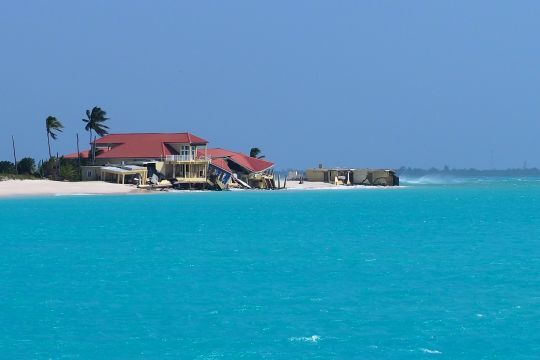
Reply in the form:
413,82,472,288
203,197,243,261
65,132,276,190
305,166,399,186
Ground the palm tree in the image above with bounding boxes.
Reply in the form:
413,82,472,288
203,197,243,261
83,107,110,164
83,106,110,145
45,116,64,158
249,147,265,159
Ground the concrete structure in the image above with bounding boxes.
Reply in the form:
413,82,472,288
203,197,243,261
305,167,399,186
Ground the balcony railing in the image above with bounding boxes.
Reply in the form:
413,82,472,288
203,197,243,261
165,155,209,162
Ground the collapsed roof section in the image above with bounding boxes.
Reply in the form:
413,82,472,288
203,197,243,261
201,148,274,174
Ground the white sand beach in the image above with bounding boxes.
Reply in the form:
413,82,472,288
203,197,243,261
0,180,137,198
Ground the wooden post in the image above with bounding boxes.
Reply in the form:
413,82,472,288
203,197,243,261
11,135,18,174
277,175,281,189
56,152,60,178
283,177,287,189
76,133,81,168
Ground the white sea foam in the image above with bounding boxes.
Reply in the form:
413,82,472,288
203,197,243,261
289,335,321,343
419,348,442,354
401,175,466,185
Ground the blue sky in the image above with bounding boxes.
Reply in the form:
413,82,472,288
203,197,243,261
1,1,539,169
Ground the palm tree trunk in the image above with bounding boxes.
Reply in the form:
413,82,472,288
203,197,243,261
47,132,52,159
12,135,18,175
92,134,97,165
89,129,94,164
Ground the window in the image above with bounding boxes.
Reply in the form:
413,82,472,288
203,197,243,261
181,145,190,157
199,170,204,177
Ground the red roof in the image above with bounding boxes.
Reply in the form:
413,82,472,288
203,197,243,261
205,148,239,158
231,154,274,173
84,133,208,159
203,148,274,173
64,150,90,159
210,158,233,173
95,133,207,146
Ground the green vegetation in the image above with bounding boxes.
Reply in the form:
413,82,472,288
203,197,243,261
83,106,110,144
83,106,111,164
39,157,82,181
249,147,265,159
0,159,38,180
17,157,36,175
2,106,111,182
0,174,39,181
0,161,16,174
45,116,64,158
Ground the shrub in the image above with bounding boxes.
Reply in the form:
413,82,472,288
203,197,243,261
0,161,16,174
17,157,36,175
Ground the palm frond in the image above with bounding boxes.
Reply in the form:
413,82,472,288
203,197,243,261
250,147,262,158
46,116,64,140
84,106,111,139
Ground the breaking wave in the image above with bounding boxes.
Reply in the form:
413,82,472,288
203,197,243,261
289,335,321,343
400,175,467,185
419,348,442,354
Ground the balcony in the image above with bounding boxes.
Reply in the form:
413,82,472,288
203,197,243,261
165,154,209,163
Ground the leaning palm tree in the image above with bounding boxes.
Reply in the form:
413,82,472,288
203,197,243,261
249,147,265,159
82,106,110,145
83,107,110,164
45,116,64,158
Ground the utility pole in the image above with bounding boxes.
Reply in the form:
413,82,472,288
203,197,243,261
11,135,18,174
76,133,81,168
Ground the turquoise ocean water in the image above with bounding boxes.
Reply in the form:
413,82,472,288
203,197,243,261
1,178,539,359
